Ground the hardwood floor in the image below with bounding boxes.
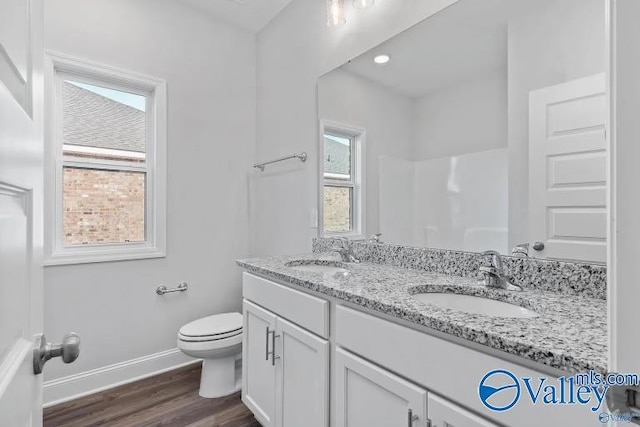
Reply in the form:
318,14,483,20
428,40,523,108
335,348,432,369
43,363,261,427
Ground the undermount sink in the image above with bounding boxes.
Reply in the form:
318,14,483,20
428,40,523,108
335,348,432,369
412,292,539,318
285,260,350,277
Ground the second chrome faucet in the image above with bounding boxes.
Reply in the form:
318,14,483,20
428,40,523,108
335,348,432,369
333,237,360,263
479,250,522,291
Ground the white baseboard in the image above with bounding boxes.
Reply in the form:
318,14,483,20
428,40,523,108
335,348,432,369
43,348,198,408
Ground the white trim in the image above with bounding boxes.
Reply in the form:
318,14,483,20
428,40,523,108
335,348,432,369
0,339,32,400
318,119,367,240
63,144,146,161
606,0,616,374
43,51,167,265
42,348,197,408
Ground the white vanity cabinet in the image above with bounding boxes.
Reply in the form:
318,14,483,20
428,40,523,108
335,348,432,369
242,300,277,426
334,346,497,427
334,347,428,427
428,393,500,427
242,274,330,427
241,272,600,427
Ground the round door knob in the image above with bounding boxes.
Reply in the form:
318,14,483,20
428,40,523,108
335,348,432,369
33,333,81,375
533,242,545,251
59,333,81,364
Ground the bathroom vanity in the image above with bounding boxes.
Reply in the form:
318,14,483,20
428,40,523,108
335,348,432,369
241,1,610,424
237,246,607,427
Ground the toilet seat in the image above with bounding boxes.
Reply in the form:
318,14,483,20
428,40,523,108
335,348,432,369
178,313,243,343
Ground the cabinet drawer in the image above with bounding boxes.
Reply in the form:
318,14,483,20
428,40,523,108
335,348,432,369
243,273,329,338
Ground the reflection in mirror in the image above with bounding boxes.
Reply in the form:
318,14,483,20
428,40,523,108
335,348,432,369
317,0,606,263
320,122,364,238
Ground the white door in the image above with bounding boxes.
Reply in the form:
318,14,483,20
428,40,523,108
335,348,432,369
242,300,277,427
529,73,607,263
428,394,497,427
334,348,428,427
275,317,329,427
0,0,44,425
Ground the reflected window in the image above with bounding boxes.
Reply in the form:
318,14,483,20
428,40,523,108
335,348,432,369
322,127,362,236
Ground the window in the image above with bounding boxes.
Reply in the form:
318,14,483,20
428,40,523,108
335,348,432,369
321,122,364,238
45,53,166,265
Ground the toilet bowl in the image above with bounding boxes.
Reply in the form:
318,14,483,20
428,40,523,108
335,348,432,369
177,312,243,398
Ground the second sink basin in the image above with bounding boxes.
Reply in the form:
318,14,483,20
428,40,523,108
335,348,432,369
285,260,350,276
412,292,539,318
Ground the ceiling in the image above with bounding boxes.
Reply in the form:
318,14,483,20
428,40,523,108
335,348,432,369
341,0,510,98
178,0,295,33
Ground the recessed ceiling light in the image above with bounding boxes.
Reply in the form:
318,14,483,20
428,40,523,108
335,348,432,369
373,54,390,65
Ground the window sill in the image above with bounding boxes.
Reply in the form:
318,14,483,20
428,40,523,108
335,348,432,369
43,246,165,266
322,233,365,241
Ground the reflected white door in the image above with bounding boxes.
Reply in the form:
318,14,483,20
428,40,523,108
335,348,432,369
0,0,44,425
529,73,607,263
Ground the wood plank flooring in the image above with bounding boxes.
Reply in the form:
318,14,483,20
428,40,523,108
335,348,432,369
43,363,261,427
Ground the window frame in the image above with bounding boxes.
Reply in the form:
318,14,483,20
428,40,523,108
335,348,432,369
319,120,366,240
44,51,167,265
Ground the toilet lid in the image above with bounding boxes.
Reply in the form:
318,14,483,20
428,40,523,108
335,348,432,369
179,312,243,338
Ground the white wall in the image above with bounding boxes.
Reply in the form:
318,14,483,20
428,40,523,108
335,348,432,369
507,0,605,248
413,149,509,253
42,0,256,403
318,69,414,237
413,71,507,160
378,156,415,246
252,0,459,256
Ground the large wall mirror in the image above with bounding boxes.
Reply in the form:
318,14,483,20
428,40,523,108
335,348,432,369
317,0,606,263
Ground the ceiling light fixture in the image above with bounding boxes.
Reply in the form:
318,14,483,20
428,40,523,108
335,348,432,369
373,54,390,65
326,0,346,27
353,0,374,9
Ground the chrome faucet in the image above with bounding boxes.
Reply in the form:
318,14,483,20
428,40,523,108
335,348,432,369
511,243,529,257
479,250,522,291
334,237,360,263
368,233,383,244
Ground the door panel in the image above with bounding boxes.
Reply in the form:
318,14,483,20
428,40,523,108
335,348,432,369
428,394,498,427
242,300,277,427
529,73,607,263
334,348,427,427
0,0,43,422
275,317,329,427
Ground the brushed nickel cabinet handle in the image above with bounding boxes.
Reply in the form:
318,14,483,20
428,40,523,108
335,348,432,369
271,332,281,366
265,327,270,361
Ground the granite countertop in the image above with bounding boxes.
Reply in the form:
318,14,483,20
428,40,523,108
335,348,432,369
237,252,607,375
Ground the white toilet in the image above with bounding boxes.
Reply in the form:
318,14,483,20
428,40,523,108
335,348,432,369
177,312,243,398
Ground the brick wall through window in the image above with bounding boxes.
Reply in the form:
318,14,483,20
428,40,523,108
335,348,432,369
63,167,145,246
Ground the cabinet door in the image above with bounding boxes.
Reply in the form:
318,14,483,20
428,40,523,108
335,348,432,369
335,348,428,427
275,317,329,427
242,300,277,427
428,394,498,427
